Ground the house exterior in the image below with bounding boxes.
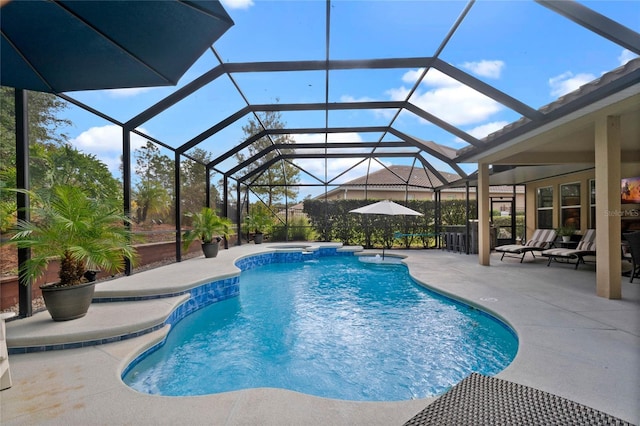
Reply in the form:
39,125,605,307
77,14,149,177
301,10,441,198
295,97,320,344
459,58,640,299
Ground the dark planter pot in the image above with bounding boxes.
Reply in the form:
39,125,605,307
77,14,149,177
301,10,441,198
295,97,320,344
201,241,220,258
254,233,264,244
40,281,96,321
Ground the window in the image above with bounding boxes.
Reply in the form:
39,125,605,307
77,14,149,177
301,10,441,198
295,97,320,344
589,179,596,229
536,186,553,229
560,182,581,229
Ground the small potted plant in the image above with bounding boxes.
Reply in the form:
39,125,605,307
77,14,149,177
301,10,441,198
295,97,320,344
5,185,138,321
182,207,232,258
556,225,576,242
244,207,272,244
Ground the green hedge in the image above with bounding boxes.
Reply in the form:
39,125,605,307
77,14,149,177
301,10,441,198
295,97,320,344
270,214,316,241
303,199,477,248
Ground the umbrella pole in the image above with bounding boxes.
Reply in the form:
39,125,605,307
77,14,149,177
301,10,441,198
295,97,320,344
384,221,387,259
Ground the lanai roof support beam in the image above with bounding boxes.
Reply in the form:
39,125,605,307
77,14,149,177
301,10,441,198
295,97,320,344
537,0,640,54
15,89,31,318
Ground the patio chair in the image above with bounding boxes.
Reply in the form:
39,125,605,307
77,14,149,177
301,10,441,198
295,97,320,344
623,231,640,283
495,229,557,263
542,229,596,270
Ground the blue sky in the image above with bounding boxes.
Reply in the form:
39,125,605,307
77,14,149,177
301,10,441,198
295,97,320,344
58,0,639,201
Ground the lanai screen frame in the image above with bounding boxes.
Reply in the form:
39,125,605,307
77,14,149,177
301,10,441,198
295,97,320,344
8,0,640,315
39,0,640,253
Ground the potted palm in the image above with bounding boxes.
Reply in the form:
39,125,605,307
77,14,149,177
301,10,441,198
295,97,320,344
182,207,232,258
244,207,272,244
557,225,576,242
6,185,137,321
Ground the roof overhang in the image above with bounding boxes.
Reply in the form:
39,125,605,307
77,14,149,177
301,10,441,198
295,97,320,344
456,81,640,167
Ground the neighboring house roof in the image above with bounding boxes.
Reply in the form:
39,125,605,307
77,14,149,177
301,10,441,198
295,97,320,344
339,165,460,189
320,165,524,198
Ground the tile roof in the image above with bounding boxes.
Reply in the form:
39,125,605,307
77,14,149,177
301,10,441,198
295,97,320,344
331,165,525,194
339,165,460,189
457,56,640,158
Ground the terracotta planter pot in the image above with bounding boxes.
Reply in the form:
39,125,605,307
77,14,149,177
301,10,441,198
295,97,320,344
40,281,96,321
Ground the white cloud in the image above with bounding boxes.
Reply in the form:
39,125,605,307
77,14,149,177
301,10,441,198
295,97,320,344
618,49,638,66
296,157,387,185
340,95,374,103
340,94,396,120
293,132,369,153
403,68,458,88
295,132,364,144
389,69,503,126
70,125,150,174
459,121,510,142
401,69,425,85
104,87,156,98
548,71,596,97
221,0,254,10
411,86,502,126
386,85,411,101
291,132,388,184
461,60,504,79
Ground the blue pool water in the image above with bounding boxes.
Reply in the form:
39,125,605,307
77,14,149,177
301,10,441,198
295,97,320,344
123,256,517,401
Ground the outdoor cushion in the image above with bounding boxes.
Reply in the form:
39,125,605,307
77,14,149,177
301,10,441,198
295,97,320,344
495,229,557,263
623,231,640,283
542,229,596,269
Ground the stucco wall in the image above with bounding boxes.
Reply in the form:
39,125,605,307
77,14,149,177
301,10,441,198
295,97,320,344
524,165,640,239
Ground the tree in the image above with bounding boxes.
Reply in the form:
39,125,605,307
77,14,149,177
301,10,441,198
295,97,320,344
234,111,300,207
181,148,215,215
1,88,122,217
37,144,121,202
133,141,174,223
133,181,172,224
0,87,71,202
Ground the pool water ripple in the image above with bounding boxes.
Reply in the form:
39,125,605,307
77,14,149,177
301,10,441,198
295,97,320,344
123,256,517,401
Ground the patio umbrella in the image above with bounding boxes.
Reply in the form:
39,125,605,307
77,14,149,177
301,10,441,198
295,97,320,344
0,0,234,93
350,200,423,258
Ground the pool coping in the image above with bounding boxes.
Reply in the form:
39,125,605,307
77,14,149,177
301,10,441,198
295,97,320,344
6,243,359,353
2,243,639,425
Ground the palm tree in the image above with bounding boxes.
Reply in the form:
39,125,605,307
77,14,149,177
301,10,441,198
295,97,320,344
8,185,137,287
182,207,233,258
133,181,171,224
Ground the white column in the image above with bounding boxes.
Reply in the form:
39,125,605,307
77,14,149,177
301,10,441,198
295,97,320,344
478,162,491,266
595,115,622,299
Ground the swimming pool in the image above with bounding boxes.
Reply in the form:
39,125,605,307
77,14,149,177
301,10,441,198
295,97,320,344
123,255,517,401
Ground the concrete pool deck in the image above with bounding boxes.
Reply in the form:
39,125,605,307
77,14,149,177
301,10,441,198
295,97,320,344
2,243,639,425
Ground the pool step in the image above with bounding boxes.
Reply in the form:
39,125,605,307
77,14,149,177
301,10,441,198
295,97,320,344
6,295,187,353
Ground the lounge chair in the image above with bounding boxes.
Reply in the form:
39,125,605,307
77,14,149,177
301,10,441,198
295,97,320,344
495,229,557,263
623,231,640,283
1,312,15,390
542,229,596,269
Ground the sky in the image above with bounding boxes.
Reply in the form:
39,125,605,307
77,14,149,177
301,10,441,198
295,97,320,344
56,0,639,201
